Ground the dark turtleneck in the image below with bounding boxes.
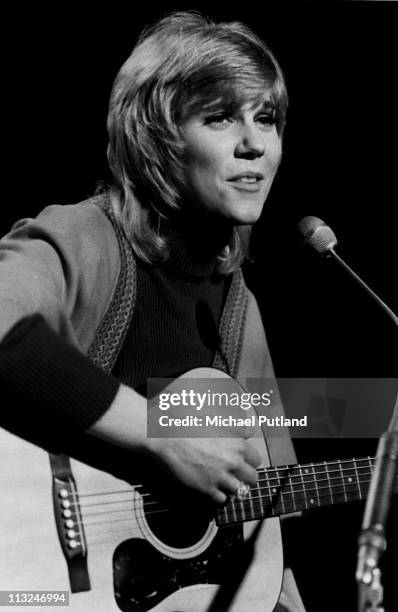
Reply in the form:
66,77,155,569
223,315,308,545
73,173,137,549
112,222,232,392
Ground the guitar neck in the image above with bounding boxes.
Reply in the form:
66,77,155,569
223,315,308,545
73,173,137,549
217,456,398,527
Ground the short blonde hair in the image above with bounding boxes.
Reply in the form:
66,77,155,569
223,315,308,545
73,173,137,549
107,11,287,274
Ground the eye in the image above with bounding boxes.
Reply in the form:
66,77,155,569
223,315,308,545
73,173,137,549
204,113,234,128
256,113,276,128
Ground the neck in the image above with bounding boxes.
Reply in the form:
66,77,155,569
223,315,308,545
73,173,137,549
165,211,234,274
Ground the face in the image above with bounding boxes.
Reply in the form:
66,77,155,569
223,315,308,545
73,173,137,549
180,97,282,225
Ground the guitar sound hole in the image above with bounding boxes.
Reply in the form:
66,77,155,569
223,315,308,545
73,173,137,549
144,496,211,548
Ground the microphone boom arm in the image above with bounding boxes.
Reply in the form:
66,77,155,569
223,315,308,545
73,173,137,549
328,249,398,327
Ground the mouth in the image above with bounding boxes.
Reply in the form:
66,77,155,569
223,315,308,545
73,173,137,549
228,172,264,183
227,172,264,193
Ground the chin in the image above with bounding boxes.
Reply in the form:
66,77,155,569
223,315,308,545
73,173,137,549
230,205,264,226
233,216,261,226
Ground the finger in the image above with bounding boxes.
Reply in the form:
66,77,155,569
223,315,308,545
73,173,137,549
218,475,242,496
243,441,262,467
210,487,228,505
234,462,258,487
242,423,256,439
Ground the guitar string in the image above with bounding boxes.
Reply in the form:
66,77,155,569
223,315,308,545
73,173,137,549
59,459,382,539
81,475,381,547
75,458,376,501
82,482,371,531
78,469,376,514
75,471,379,528
82,479,376,532
68,459,383,543
74,467,379,514
75,463,378,512
79,492,156,508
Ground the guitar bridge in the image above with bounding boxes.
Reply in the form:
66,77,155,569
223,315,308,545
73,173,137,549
50,453,91,593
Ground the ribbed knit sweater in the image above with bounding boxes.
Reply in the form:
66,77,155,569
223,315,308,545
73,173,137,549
113,229,230,392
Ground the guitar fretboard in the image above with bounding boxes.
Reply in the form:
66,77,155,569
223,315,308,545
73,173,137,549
217,456,398,526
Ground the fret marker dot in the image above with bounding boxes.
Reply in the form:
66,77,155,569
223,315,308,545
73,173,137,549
348,477,353,483
304,468,310,474
310,499,314,504
272,488,277,494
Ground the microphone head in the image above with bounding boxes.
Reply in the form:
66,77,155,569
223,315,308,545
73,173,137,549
298,216,338,255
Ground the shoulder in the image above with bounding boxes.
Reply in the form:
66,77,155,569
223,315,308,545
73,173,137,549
0,195,122,349
9,195,120,279
29,196,118,254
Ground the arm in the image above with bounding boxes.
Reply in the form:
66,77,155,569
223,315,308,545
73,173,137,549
0,314,260,503
0,204,260,502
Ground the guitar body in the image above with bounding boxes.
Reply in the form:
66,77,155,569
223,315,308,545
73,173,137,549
0,369,283,611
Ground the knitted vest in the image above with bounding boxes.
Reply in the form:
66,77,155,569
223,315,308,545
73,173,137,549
87,199,249,378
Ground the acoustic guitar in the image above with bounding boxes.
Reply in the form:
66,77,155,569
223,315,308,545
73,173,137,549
0,369,393,611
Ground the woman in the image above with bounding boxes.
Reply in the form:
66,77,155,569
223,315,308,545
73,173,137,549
0,11,305,611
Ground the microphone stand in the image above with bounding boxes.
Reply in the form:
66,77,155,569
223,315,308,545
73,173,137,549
356,395,398,612
327,249,398,327
298,218,398,609
327,246,397,610
326,245,397,610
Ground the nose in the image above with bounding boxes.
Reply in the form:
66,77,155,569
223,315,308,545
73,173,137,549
234,123,265,159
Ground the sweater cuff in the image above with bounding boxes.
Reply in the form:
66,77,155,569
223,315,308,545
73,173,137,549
0,314,120,431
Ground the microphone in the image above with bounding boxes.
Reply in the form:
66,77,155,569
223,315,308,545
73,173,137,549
297,216,398,326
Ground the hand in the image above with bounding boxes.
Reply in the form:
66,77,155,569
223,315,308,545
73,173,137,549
90,383,261,503
146,431,261,504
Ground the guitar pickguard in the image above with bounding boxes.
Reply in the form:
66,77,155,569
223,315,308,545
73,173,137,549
113,525,243,611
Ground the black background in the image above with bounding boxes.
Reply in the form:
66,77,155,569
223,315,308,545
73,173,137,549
4,1,397,610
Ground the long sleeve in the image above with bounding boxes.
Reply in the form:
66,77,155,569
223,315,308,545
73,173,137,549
0,199,120,350
0,198,122,446
0,314,120,436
